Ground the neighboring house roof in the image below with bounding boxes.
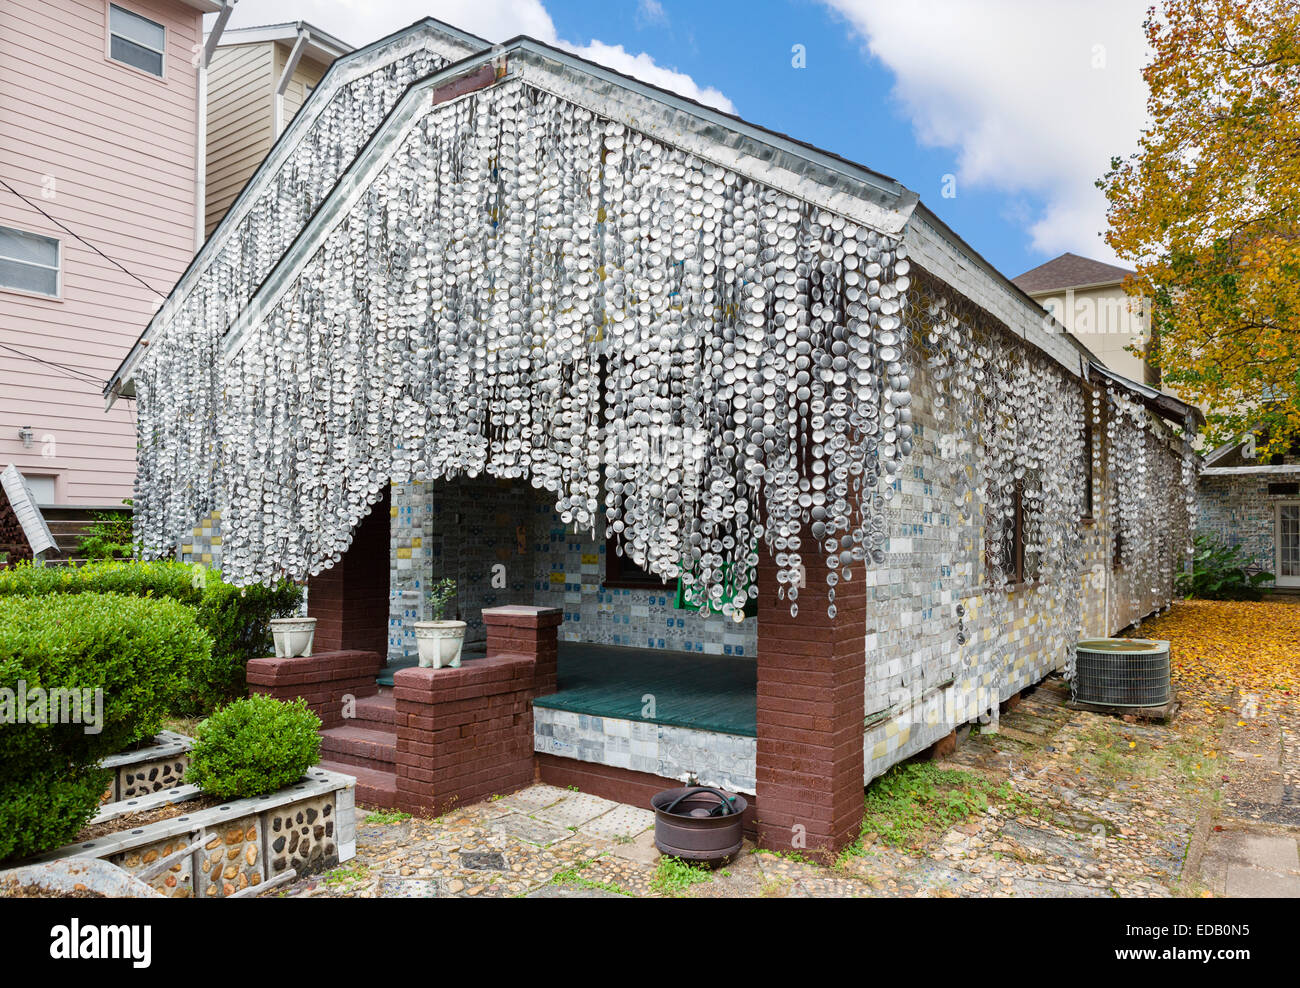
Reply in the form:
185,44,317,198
1089,362,1204,430
1201,465,1300,477
108,21,1106,399
213,21,355,61
1012,252,1134,294
0,465,57,556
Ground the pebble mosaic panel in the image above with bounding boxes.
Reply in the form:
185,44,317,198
114,834,194,899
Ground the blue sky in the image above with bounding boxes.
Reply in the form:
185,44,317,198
222,0,1153,280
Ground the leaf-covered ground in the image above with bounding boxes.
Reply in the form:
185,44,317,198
1139,599,1300,725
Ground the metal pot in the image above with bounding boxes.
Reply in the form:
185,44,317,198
651,786,747,865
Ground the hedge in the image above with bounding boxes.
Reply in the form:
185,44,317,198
187,695,321,799
0,560,303,713
0,593,211,860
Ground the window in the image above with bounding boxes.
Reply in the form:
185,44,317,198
21,474,56,506
108,4,165,77
986,487,1025,586
0,226,60,297
603,535,674,590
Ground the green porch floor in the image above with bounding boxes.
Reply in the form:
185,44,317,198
535,642,757,737
378,641,757,737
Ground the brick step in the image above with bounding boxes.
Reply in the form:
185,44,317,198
318,725,396,771
318,759,397,809
351,693,396,728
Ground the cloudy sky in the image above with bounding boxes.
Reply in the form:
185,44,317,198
216,0,1153,277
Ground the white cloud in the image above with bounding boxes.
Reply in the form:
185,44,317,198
636,0,668,28
822,0,1150,265
219,0,732,111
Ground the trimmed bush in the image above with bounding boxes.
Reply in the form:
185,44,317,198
186,695,321,799
0,593,211,860
0,559,303,713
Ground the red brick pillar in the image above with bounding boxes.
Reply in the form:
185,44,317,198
482,605,563,697
391,654,537,816
246,650,382,728
308,489,390,657
754,544,866,858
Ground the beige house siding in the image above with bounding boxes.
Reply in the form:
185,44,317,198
1031,283,1153,386
204,41,332,236
204,42,273,235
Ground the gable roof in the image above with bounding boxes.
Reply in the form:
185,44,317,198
1012,252,1134,294
110,22,1105,399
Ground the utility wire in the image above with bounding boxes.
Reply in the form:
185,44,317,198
0,340,105,388
0,177,167,299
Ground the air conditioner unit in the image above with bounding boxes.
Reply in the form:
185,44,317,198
1072,638,1171,708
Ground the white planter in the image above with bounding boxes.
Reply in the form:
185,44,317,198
271,617,317,658
414,620,467,669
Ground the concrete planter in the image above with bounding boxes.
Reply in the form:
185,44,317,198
271,617,317,658
100,730,192,803
414,620,467,668
32,758,356,898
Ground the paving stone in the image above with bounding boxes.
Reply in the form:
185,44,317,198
532,792,621,829
375,876,440,897
1224,865,1300,898
488,813,574,848
460,851,507,871
526,884,627,898
579,803,656,840
495,785,571,814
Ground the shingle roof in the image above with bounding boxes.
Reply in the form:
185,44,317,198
1012,252,1134,294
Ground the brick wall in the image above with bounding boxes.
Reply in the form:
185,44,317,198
391,654,537,816
309,489,390,656
246,650,382,729
754,545,865,858
389,606,561,815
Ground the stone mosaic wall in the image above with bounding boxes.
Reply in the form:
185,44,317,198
533,706,756,794
1196,472,1298,584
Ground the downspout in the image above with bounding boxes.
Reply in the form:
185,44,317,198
195,1,236,250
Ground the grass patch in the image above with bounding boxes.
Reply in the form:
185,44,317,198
363,810,412,825
650,856,713,897
847,761,1023,855
550,860,632,897
323,864,371,890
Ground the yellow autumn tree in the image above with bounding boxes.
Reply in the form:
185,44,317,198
1102,0,1300,455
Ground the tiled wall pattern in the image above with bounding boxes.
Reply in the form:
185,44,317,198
530,504,758,655
857,358,1189,782
178,509,223,570
1196,473,1294,584
533,706,756,794
388,477,758,661
389,476,536,656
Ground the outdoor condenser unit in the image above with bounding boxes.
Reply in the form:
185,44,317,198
1072,638,1171,708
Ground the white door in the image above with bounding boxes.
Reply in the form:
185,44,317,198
1277,502,1300,588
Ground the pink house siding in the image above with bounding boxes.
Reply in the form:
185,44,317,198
0,0,204,506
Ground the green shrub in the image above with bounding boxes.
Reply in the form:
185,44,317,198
0,559,303,713
75,501,136,561
1176,534,1274,600
186,695,321,799
0,593,211,860
0,770,110,862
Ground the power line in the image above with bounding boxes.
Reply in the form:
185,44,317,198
0,177,167,299
0,340,105,388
